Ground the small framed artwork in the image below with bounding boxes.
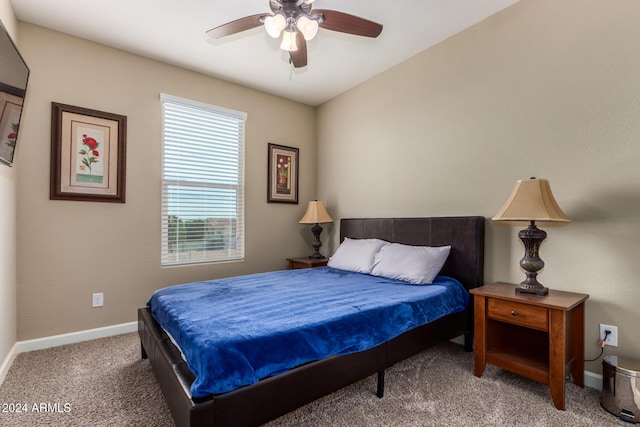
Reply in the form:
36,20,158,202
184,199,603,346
0,90,24,166
50,102,127,202
267,143,298,204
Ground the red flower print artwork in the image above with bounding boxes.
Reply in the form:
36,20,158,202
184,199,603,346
6,123,18,148
79,134,100,174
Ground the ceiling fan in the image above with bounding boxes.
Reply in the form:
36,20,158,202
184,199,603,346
206,0,383,68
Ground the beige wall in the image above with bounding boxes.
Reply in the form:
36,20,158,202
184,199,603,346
0,0,17,371
318,0,640,373
10,0,640,376
16,23,317,340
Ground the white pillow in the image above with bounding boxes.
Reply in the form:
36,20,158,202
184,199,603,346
327,238,389,274
371,243,451,285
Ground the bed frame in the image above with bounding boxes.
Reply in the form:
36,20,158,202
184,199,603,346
138,216,485,427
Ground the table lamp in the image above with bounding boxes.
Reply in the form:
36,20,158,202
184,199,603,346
492,178,570,295
299,200,334,259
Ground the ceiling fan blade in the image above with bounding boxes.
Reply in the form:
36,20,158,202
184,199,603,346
206,14,267,39
290,33,308,68
313,9,383,38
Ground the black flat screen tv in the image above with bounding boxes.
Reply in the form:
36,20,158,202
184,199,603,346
0,18,29,167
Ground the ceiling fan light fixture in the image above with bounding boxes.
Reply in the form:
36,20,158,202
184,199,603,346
280,28,298,52
208,1,383,68
296,15,319,41
264,13,286,38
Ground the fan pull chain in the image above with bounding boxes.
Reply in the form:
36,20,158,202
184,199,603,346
289,58,294,81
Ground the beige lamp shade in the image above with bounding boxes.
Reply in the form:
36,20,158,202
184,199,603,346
492,178,569,224
299,201,333,224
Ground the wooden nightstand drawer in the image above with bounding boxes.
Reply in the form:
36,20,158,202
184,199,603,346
487,298,548,331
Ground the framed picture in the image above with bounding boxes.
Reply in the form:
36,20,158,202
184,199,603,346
267,143,298,204
0,90,24,166
50,102,127,202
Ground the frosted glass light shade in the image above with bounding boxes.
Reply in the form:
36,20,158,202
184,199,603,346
280,29,298,51
296,15,319,40
264,14,286,38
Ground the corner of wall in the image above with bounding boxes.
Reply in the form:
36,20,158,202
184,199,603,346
0,342,17,388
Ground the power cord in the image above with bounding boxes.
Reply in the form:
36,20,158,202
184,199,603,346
585,330,611,362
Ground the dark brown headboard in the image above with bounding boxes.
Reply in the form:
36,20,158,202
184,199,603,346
339,216,485,291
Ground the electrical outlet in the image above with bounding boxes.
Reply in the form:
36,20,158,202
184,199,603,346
92,292,104,308
600,324,618,347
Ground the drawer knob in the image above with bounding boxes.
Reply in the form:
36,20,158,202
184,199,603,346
511,310,518,317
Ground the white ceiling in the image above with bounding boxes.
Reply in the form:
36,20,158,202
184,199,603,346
11,0,518,106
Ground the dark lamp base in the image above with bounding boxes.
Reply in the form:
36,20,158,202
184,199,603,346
307,223,326,260
516,221,550,296
515,282,549,296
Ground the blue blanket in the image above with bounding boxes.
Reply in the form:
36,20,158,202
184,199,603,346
147,267,469,397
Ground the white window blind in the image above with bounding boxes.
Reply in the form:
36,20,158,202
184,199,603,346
161,94,246,266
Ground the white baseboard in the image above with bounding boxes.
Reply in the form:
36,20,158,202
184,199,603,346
450,335,465,345
0,343,18,388
16,321,138,353
585,370,603,391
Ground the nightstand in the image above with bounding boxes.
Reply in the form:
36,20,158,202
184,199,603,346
470,282,589,410
287,257,328,270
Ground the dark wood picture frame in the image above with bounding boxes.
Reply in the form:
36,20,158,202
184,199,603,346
267,143,298,204
50,102,126,203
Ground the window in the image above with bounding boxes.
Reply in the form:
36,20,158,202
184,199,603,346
161,94,246,265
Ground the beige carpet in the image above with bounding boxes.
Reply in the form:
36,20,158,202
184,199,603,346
0,332,626,426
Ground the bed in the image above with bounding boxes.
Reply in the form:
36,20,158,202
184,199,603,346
138,216,485,427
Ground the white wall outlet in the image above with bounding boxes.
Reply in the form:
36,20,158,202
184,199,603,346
92,292,104,308
600,324,618,347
